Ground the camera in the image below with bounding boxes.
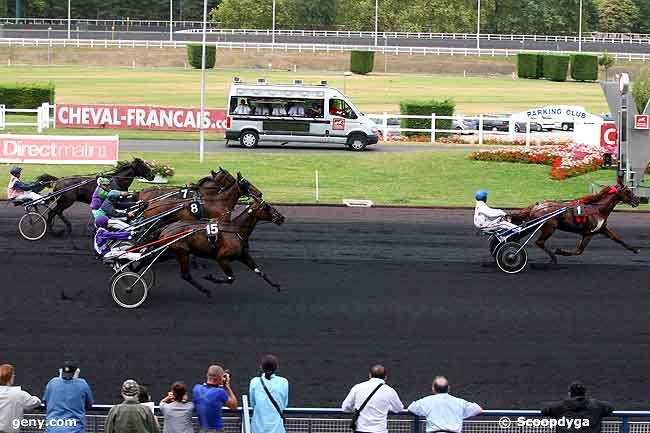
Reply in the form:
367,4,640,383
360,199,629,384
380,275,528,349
223,369,232,381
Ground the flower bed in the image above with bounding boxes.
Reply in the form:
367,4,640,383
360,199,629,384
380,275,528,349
469,142,616,180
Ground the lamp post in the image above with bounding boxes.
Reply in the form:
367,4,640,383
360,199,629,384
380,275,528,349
169,0,173,41
67,0,71,40
198,0,208,162
47,26,52,64
374,0,379,46
578,0,583,52
272,0,276,45
476,0,481,51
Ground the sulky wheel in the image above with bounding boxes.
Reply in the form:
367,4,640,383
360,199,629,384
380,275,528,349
495,241,528,274
111,272,149,309
126,263,156,289
18,212,47,241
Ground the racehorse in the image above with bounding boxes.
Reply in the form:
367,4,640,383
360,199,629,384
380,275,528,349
157,199,285,297
509,182,640,264
38,158,154,236
134,168,236,202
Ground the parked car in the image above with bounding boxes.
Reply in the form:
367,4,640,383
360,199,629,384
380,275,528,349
369,116,401,140
453,117,478,134
515,121,543,133
481,116,509,132
537,116,574,131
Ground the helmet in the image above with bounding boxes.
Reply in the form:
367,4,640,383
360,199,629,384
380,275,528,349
475,190,488,201
121,379,139,397
94,215,109,228
107,190,121,201
9,166,22,176
97,177,110,186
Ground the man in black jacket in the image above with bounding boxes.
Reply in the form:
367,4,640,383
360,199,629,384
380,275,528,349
542,382,614,433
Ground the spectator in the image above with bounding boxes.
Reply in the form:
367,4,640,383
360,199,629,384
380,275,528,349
542,381,614,433
288,103,305,117
305,103,322,118
0,364,41,433
407,376,482,433
272,104,287,116
160,382,194,433
193,365,237,433
342,365,403,433
42,361,94,433
254,104,270,116
249,355,289,433
234,100,251,115
105,379,160,433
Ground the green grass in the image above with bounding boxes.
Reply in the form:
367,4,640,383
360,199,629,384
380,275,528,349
1,150,624,207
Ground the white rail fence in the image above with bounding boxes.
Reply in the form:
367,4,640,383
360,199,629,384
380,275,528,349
0,103,52,133
1,38,649,60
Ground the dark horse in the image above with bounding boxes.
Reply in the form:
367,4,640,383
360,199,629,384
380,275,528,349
134,168,237,202
509,181,641,264
158,200,285,297
38,158,154,236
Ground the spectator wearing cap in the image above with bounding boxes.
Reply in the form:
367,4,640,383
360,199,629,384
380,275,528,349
105,379,160,433
0,364,41,433
193,365,237,433
407,376,482,433
342,365,404,433
542,381,614,433
42,361,94,433
249,355,289,433
160,382,194,433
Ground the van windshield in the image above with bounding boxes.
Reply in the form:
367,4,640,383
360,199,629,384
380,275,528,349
230,97,324,118
328,99,358,119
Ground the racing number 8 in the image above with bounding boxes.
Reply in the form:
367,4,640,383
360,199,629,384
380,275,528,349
206,223,219,235
190,203,199,214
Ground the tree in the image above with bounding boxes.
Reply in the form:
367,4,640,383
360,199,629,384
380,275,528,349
211,0,273,28
283,0,336,29
633,0,650,33
596,0,640,33
599,49,615,80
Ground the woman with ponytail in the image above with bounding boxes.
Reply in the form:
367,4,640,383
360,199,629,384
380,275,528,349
249,355,289,433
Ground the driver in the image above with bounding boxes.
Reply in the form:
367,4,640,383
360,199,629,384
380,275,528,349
90,177,112,217
7,166,46,202
93,216,143,263
474,190,517,231
95,190,136,230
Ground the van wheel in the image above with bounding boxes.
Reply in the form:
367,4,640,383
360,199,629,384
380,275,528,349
240,131,259,148
347,134,368,151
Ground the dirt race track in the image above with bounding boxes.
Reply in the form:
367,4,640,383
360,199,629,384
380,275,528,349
2,204,650,409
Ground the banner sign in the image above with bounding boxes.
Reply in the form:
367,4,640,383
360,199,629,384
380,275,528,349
54,104,227,131
0,134,119,164
525,105,590,121
634,114,650,130
600,122,617,147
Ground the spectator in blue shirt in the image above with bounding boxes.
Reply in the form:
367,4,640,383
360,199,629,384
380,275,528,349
193,365,237,433
42,361,94,433
249,355,289,433
407,376,482,433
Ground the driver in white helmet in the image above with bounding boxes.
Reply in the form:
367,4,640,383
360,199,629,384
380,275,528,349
474,190,517,231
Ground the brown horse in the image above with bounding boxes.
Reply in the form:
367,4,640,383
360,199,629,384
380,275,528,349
134,168,236,202
511,182,640,264
159,200,285,297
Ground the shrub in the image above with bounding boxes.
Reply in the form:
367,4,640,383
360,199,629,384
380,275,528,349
517,53,542,79
570,54,598,81
542,54,570,82
186,44,216,69
350,51,375,75
0,83,55,108
599,50,615,80
399,99,455,138
632,68,650,113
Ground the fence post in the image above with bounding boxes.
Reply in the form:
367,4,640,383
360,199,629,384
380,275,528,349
411,414,421,433
526,119,531,147
241,395,251,433
430,113,436,143
621,415,630,433
479,114,484,146
0,104,4,131
37,104,45,133
315,170,319,202
382,112,389,142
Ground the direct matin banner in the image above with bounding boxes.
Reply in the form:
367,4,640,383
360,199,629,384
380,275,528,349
0,134,119,164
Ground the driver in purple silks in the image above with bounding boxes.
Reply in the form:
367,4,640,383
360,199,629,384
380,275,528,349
93,216,143,263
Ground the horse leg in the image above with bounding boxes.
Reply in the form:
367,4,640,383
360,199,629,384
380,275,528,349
555,234,593,256
179,252,212,297
240,253,282,291
204,259,236,285
602,227,640,254
535,222,559,264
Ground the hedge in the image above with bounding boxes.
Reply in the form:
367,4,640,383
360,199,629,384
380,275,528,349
350,51,375,75
542,54,570,82
399,99,455,138
0,83,55,109
570,54,598,81
186,44,216,69
517,53,542,79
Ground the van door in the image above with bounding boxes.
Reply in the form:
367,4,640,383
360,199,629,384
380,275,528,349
327,98,362,144
304,99,329,143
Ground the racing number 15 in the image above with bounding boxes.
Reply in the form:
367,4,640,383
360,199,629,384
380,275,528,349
206,223,219,235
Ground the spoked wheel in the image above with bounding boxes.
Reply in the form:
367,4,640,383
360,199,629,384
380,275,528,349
111,272,149,309
124,264,156,289
18,212,47,241
495,242,528,274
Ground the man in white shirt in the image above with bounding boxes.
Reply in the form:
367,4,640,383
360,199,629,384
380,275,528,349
0,364,42,433
342,365,404,433
234,100,252,115
473,190,517,231
408,376,482,433
288,103,305,117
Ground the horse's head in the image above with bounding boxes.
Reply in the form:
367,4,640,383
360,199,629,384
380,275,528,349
134,158,155,181
252,200,285,225
237,172,263,201
617,184,641,208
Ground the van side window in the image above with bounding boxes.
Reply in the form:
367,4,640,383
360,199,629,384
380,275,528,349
328,99,357,119
231,98,251,115
305,100,324,118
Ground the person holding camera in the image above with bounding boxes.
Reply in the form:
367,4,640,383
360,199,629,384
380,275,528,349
249,355,289,433
342,365,403,433
193,365,237,433
160,382,194,433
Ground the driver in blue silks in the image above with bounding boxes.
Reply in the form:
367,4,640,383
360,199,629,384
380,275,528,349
7,166,45,202
473,190,517,231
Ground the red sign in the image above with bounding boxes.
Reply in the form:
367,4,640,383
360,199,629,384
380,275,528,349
601,122,617,147
332,117,345,131
635,115,650,130
55,104,227,131
0,134,119,164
